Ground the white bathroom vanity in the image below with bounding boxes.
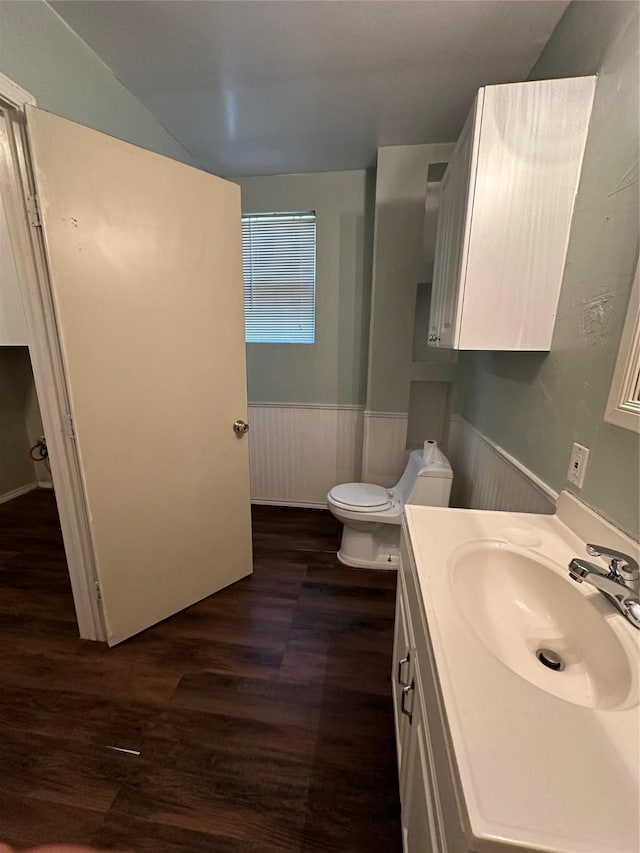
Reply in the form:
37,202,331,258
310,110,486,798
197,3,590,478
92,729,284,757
393,493,640,852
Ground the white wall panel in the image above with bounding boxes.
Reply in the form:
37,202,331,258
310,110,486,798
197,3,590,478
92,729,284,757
246,407,556,513
446,415,556,514
247,403,364,507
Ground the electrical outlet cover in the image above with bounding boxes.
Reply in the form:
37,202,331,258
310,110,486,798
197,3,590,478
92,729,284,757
567,442,590,489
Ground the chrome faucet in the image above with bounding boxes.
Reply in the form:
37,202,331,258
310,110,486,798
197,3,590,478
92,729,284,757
568,544,640,629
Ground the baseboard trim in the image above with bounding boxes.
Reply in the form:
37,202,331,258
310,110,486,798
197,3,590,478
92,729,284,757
450,415,558,504
0,482,38,504
251,499,328,510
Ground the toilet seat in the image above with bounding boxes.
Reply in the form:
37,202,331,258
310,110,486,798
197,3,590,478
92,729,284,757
328,483,392,513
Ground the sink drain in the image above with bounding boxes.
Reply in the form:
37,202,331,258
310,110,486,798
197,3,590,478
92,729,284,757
536,648,565,671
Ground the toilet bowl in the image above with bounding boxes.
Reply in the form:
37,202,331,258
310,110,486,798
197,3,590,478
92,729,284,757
327,441,453,569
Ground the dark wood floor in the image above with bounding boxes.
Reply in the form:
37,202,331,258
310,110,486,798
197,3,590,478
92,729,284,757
0,489,401,852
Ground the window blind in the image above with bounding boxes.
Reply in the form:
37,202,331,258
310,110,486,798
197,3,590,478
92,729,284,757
242,211,316,344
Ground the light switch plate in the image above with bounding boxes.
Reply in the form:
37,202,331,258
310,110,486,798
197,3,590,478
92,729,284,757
567,442,590,489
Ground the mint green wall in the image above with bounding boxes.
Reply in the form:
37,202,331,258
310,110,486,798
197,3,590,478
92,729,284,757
459,1,640,538
237,170,375,405
0,1,196,166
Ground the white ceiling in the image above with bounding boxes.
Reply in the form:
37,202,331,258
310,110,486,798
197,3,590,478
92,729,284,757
50,0,569,177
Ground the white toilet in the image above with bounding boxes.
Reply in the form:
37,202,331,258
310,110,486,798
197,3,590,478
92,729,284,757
327,441,453,569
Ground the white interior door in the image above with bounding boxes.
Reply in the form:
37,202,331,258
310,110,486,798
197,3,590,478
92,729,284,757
25,106,252,645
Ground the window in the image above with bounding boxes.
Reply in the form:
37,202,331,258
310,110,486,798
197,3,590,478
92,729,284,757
605,263,640,433
242,211,316,343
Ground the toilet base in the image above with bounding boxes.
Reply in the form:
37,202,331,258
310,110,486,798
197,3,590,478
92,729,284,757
336,522,400,570
337,548,399,570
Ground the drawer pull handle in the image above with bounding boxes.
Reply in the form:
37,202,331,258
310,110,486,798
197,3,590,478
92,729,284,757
401,681,414,724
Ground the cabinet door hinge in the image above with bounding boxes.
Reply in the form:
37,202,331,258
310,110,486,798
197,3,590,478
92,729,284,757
26,194,42,227
95,581,102,602
63,413,76,439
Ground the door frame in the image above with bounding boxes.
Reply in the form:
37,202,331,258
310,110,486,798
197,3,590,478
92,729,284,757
0,72,104,640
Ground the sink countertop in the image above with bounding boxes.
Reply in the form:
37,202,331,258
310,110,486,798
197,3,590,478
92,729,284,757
404,494,640,853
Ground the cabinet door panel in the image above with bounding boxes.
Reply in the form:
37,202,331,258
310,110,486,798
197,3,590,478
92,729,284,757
392,575,412,779
428,170,451,342
430,95,481,348
459,77,595,350
402,668,444,853
401,527,469,851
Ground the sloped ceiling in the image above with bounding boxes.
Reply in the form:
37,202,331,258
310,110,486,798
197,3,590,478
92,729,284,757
50,0,569,175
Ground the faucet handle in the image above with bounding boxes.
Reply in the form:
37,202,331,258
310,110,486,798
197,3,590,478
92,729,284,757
586,544,640,582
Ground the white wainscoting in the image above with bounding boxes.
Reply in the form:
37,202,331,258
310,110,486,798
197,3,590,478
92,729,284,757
247,403,364,507
446,415,557,514
362,411,409,488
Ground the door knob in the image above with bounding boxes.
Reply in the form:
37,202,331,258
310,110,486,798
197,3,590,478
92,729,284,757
233,419,249,435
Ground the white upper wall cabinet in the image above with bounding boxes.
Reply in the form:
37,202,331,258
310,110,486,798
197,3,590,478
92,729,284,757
429,76,596,351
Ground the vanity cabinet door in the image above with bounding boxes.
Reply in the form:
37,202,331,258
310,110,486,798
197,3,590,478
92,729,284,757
398,526,469,853
394,566,446,853
392,576,413,779
400,656,445,853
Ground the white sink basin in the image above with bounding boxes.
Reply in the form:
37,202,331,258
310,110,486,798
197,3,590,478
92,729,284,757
451,541,637,710
405,495,640,853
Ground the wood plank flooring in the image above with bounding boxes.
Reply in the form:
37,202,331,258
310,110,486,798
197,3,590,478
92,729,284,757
0,490,401,852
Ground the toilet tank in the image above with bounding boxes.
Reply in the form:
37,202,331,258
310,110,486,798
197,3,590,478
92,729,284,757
398,446,453,507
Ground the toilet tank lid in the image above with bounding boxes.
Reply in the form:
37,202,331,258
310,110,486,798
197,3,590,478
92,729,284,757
419,462,453,479
410,448,453,479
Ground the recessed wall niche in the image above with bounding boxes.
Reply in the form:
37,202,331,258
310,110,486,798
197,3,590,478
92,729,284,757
408,275,457,451
407,380,451,448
